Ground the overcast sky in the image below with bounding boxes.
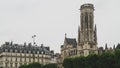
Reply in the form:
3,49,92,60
0,0,120,53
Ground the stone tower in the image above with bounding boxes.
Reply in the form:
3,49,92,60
77,3,98,56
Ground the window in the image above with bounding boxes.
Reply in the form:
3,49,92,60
10,63,12,67
15,50,17,53
15,58,17,62
20,50,22,53
29,58,31,62
89,51,94,54
11,58,12,61
6,58,7,61
10,49,13,52
69,52,71,56
5,49,8,52
80,51,84,56
37,51,39,54
29,51,31,53
5,63,7,67
90,45,93,48
20,58,22,62
20,63,22,66
15,63,17,67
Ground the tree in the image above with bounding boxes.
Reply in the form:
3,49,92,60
86,54,99,68
42,63,57,68
27,62,42,68
114,49,120,68
116,43,120,49
19,62,42,68
98,52,115,68
19,64,27,68
63,58,73,68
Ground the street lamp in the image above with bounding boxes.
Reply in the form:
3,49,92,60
32,35,36,46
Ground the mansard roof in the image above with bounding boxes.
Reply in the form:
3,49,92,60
65,38,77,48
0,42,53,55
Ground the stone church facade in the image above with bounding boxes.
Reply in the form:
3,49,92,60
61,3,98,61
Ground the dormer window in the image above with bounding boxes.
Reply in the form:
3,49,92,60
5,49,8,52
29,51,31,53
15,50,17,53
10,49,13,52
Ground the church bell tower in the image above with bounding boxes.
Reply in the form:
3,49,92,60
78,3,98,56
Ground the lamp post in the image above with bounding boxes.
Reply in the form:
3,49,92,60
32,35,36,46
32,35,36,63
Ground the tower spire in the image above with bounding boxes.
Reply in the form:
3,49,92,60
65,33,67,39
64,33,67,45
79,3,95,44
77,3,98,56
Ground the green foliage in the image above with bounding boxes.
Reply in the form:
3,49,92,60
27,62,42,68
98,52,115,68
19,62,42,68
114,49,120,68
116,43,120,49
63,50,120,68
42,63,57,68
86,54,99,68
63,58,73,68
19,62,57,68
19,64,27,68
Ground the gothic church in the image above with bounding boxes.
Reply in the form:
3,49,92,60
61,3,98,60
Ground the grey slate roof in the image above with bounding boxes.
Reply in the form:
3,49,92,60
0,42,53,55
66,38,77,48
